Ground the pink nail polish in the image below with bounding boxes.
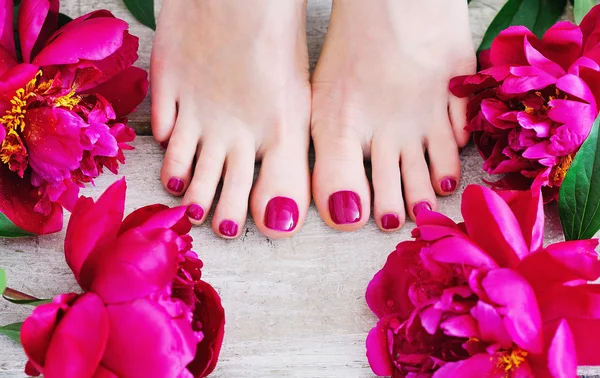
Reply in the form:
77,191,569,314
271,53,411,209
219,220,238,237
413,201,432,217
160,141,169,150
264,197,299,232
381,213,400,230
328,191,361,225
441,177,457,193
167,177,185,193
186,204,204,221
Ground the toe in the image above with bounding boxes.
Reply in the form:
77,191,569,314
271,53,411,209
150,63,178,143
182,137,227,224
427,123,461,197
371,134,405,232
448,94,471,148
250,138,310,238
400,143,437,221
212,139,256,239
160,115,201,196
312,128,370,231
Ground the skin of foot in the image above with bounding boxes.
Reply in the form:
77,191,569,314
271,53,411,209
151,0,311,239
311,0,476,232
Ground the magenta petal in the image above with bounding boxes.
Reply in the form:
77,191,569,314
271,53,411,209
439,314,478,338
482,269,543,353
495,189,544,253
366,321,394,376
547,319,577,378
44,293,109,378
490,26,537,67
102,298,197,378
93,366,119,378
541,21,583,71
18,0,59,63
0,45,17,76
65,179,126,284
523,37,566,78
33,16,128,66
502,66,558,94
565,318,600,365
471,301,512,347
87,66,148,117
425,235,498,269
432,354,497,378
461,185,528,267
556,74,596,107
0,0,14,59
87,228,180,304
547,100,596,151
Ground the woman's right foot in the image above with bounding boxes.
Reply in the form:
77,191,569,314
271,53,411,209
151,0,311,239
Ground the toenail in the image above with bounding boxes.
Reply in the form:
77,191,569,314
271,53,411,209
160,141,169,150
413,201,432,218
328,191,362,225
381,213,401,230
441,177,458,193
167,177,185,193
186,204,204,221
264,197,299,232
219,220,238,237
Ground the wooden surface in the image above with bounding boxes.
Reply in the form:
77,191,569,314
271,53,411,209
2,1,600,378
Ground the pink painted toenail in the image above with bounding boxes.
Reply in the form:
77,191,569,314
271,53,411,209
265,197,299,232
167,177,185,193
186,204,204,221
160,141,169,150
413,201,432,217
381,213,400,230
219,220,238,237
328,191,361,225
441,177,457,193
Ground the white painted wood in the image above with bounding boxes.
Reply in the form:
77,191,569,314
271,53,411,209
2,1,599,377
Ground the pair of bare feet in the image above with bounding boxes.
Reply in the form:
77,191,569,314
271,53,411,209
151,0,475,239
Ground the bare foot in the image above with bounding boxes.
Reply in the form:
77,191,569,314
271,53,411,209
311,0,476,232
151,0,311,239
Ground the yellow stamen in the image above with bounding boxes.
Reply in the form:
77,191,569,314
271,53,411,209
54,90,81,109
497,347,528,373
553,154,574,185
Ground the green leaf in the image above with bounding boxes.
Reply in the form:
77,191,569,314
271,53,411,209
0,268,5,296
574,0,595,24
2,296,51,306
478,0,567,52
122,0,156,30
0,322,22,344
0,213,33,238
559,115,600,241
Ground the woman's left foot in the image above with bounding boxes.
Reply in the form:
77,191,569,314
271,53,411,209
311,0,476,232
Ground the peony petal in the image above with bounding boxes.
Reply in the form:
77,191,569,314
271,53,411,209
565,318,600,365
65,178,126,284
490,26,537,67
119,204,169,234
86,228,181,304
187,280,226,377
556,74,596,107
0,166,62,235
86,66,148,117
578,65,600,113
366,321,394,377
523,37,566,78
439,314,478,338
0,45,17,76
538,285,600,322
93,366,119,378
425,235,498,269
0,0,14,59
547,99,596,154
44,293,109,378
33,16,128,66
547,319,577,378
461,185,528,267
134,206,192,235
18,0,59,63
432,354,498,378
0,64,39,106
482,269,543,353
366,241,420,319
102,298,197,378
495,189,544,253
581,4,600,53
541,21,583,71
471,301,512,347
502,66,558,94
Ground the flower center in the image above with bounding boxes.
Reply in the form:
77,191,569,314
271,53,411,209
551,154,574,186
497,347,528,373
0,71,82,175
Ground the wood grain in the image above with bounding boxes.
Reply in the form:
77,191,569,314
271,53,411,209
3,1,600,378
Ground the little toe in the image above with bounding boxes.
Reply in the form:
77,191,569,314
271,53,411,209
182,138,227,224
371,135,405,232
427,124,461,197
250,139,310,238
211,140,256,239
312,129,370,231
400,144,437,221
160,116,201,196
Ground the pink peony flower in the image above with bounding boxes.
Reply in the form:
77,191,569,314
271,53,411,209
21,179,225,378
450,6,600,201
0,0,148,234
366,185,600,377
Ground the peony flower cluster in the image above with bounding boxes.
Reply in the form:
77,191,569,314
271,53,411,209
20,179,225,378
450,6,600,201
0,0,148,235
366,184,600,377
